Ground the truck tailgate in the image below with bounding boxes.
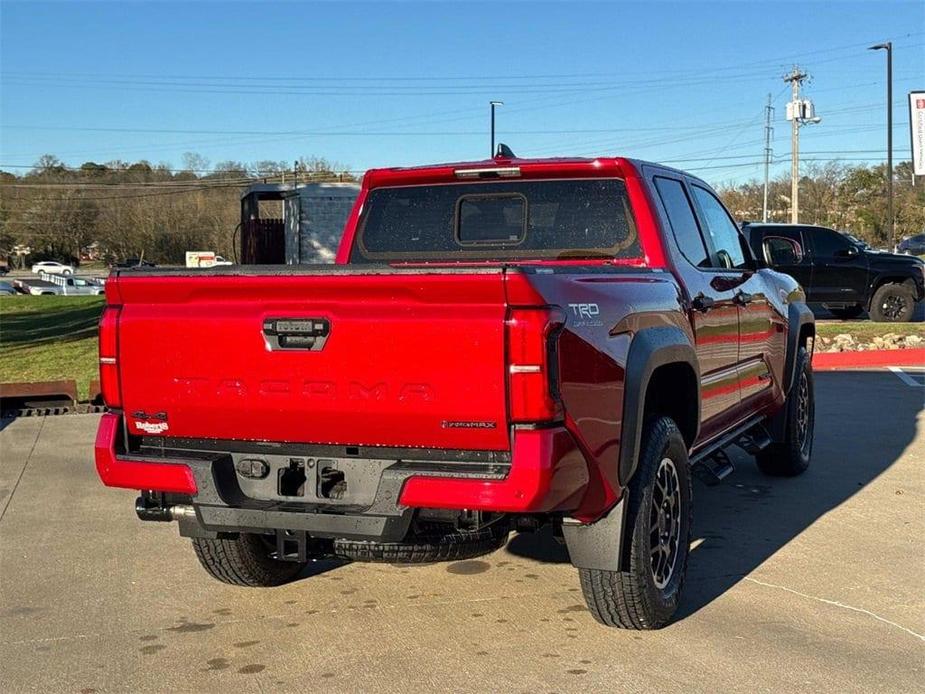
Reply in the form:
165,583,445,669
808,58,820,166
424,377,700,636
113,270,511,451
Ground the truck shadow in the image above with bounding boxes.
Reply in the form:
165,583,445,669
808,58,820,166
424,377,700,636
507,370,922,622
678,370,920,620
296,559,348,579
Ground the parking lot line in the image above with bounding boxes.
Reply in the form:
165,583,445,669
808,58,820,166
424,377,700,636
887,366,925,388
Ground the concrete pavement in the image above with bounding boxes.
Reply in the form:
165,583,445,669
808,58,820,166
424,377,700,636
0,371,922,693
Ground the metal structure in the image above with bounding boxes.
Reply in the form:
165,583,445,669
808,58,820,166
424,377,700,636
869,42,894,248
239,182,360,265
490,101,503,157
762,93,774,223
784,67,821,223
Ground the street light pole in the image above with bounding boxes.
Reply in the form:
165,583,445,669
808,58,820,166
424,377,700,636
869,42,893,249
490,101,503,157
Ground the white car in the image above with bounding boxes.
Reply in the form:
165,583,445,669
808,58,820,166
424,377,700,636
31,261,75,276
214,256,234,266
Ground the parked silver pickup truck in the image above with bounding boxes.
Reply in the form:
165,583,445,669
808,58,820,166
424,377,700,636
18,273,106,296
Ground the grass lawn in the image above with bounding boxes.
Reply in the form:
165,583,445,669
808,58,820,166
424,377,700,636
0,295,105,399
815,321,925,341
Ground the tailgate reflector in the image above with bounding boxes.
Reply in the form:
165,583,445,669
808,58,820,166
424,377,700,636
506,307,565,423
99,306,122,409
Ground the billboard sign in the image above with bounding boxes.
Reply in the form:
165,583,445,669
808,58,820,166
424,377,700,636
911,91,925,176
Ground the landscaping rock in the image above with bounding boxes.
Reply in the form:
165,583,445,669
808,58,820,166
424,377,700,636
818,329,924,353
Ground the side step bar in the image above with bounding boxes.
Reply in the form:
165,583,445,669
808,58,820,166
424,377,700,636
736,427,773,455
694,450,734,486
689,417,771,485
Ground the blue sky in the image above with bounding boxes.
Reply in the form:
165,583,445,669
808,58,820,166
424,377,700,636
1,1,922,186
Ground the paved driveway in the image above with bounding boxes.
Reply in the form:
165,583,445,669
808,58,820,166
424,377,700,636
1,371,922,692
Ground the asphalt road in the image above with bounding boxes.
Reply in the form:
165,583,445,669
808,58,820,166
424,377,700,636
1,370,922,693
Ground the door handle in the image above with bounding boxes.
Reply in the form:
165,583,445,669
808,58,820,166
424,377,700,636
734,291,754,306
692,293,715,312
263,317,330,351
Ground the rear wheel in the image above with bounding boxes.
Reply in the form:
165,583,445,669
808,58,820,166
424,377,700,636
757,347,814,476
192,533,305,587
578,416,692,629
868,282,915,322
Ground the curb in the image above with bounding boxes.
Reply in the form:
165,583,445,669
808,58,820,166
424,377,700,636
812,348,925,371
0,379,105,418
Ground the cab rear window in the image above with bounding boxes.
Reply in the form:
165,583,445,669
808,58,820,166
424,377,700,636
351,178,640,262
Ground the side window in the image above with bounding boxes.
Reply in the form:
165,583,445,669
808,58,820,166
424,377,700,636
809,228,851,257
690,185,747,269
769,225,804,247
653,177,711,268
763,236,804,265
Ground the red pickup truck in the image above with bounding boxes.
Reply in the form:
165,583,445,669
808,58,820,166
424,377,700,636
95,152,815,629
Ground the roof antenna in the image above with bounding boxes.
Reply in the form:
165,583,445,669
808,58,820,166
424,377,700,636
494,143,515,159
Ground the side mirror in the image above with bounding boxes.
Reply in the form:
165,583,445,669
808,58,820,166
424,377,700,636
834,246,859,260
715,249,734,269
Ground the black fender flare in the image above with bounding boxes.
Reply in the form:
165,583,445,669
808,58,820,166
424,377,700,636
782,301,815,396
563,326,698,572
866,273,924,308
617,326,699,488
769,301,814,443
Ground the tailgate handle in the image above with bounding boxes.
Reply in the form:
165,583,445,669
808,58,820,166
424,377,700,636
263,318,330,351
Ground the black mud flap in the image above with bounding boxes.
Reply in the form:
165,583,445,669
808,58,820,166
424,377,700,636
561,496,627,572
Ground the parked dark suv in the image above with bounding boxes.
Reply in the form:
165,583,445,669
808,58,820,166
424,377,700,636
897,233,925,256
744,223,925,322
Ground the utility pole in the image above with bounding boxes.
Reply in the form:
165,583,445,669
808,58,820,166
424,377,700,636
762,93,774,222
784,67,821,223
785,68,807,224
490,101,503,157
869,42,893,248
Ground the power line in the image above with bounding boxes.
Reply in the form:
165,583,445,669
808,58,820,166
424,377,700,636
2,31,920,84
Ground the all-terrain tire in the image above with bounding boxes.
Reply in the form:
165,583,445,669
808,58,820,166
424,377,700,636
333,521,509,563
192,533,305,587
578,416,692,629
828,305,864,320
868,282,916,322
757,347,814,476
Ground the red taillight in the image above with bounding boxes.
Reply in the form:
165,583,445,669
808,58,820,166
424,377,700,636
99,306,122,409
506,307,564,423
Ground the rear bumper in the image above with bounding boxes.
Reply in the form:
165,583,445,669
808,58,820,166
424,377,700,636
398,427,589,512
94,413,590,540
95,413,198,494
